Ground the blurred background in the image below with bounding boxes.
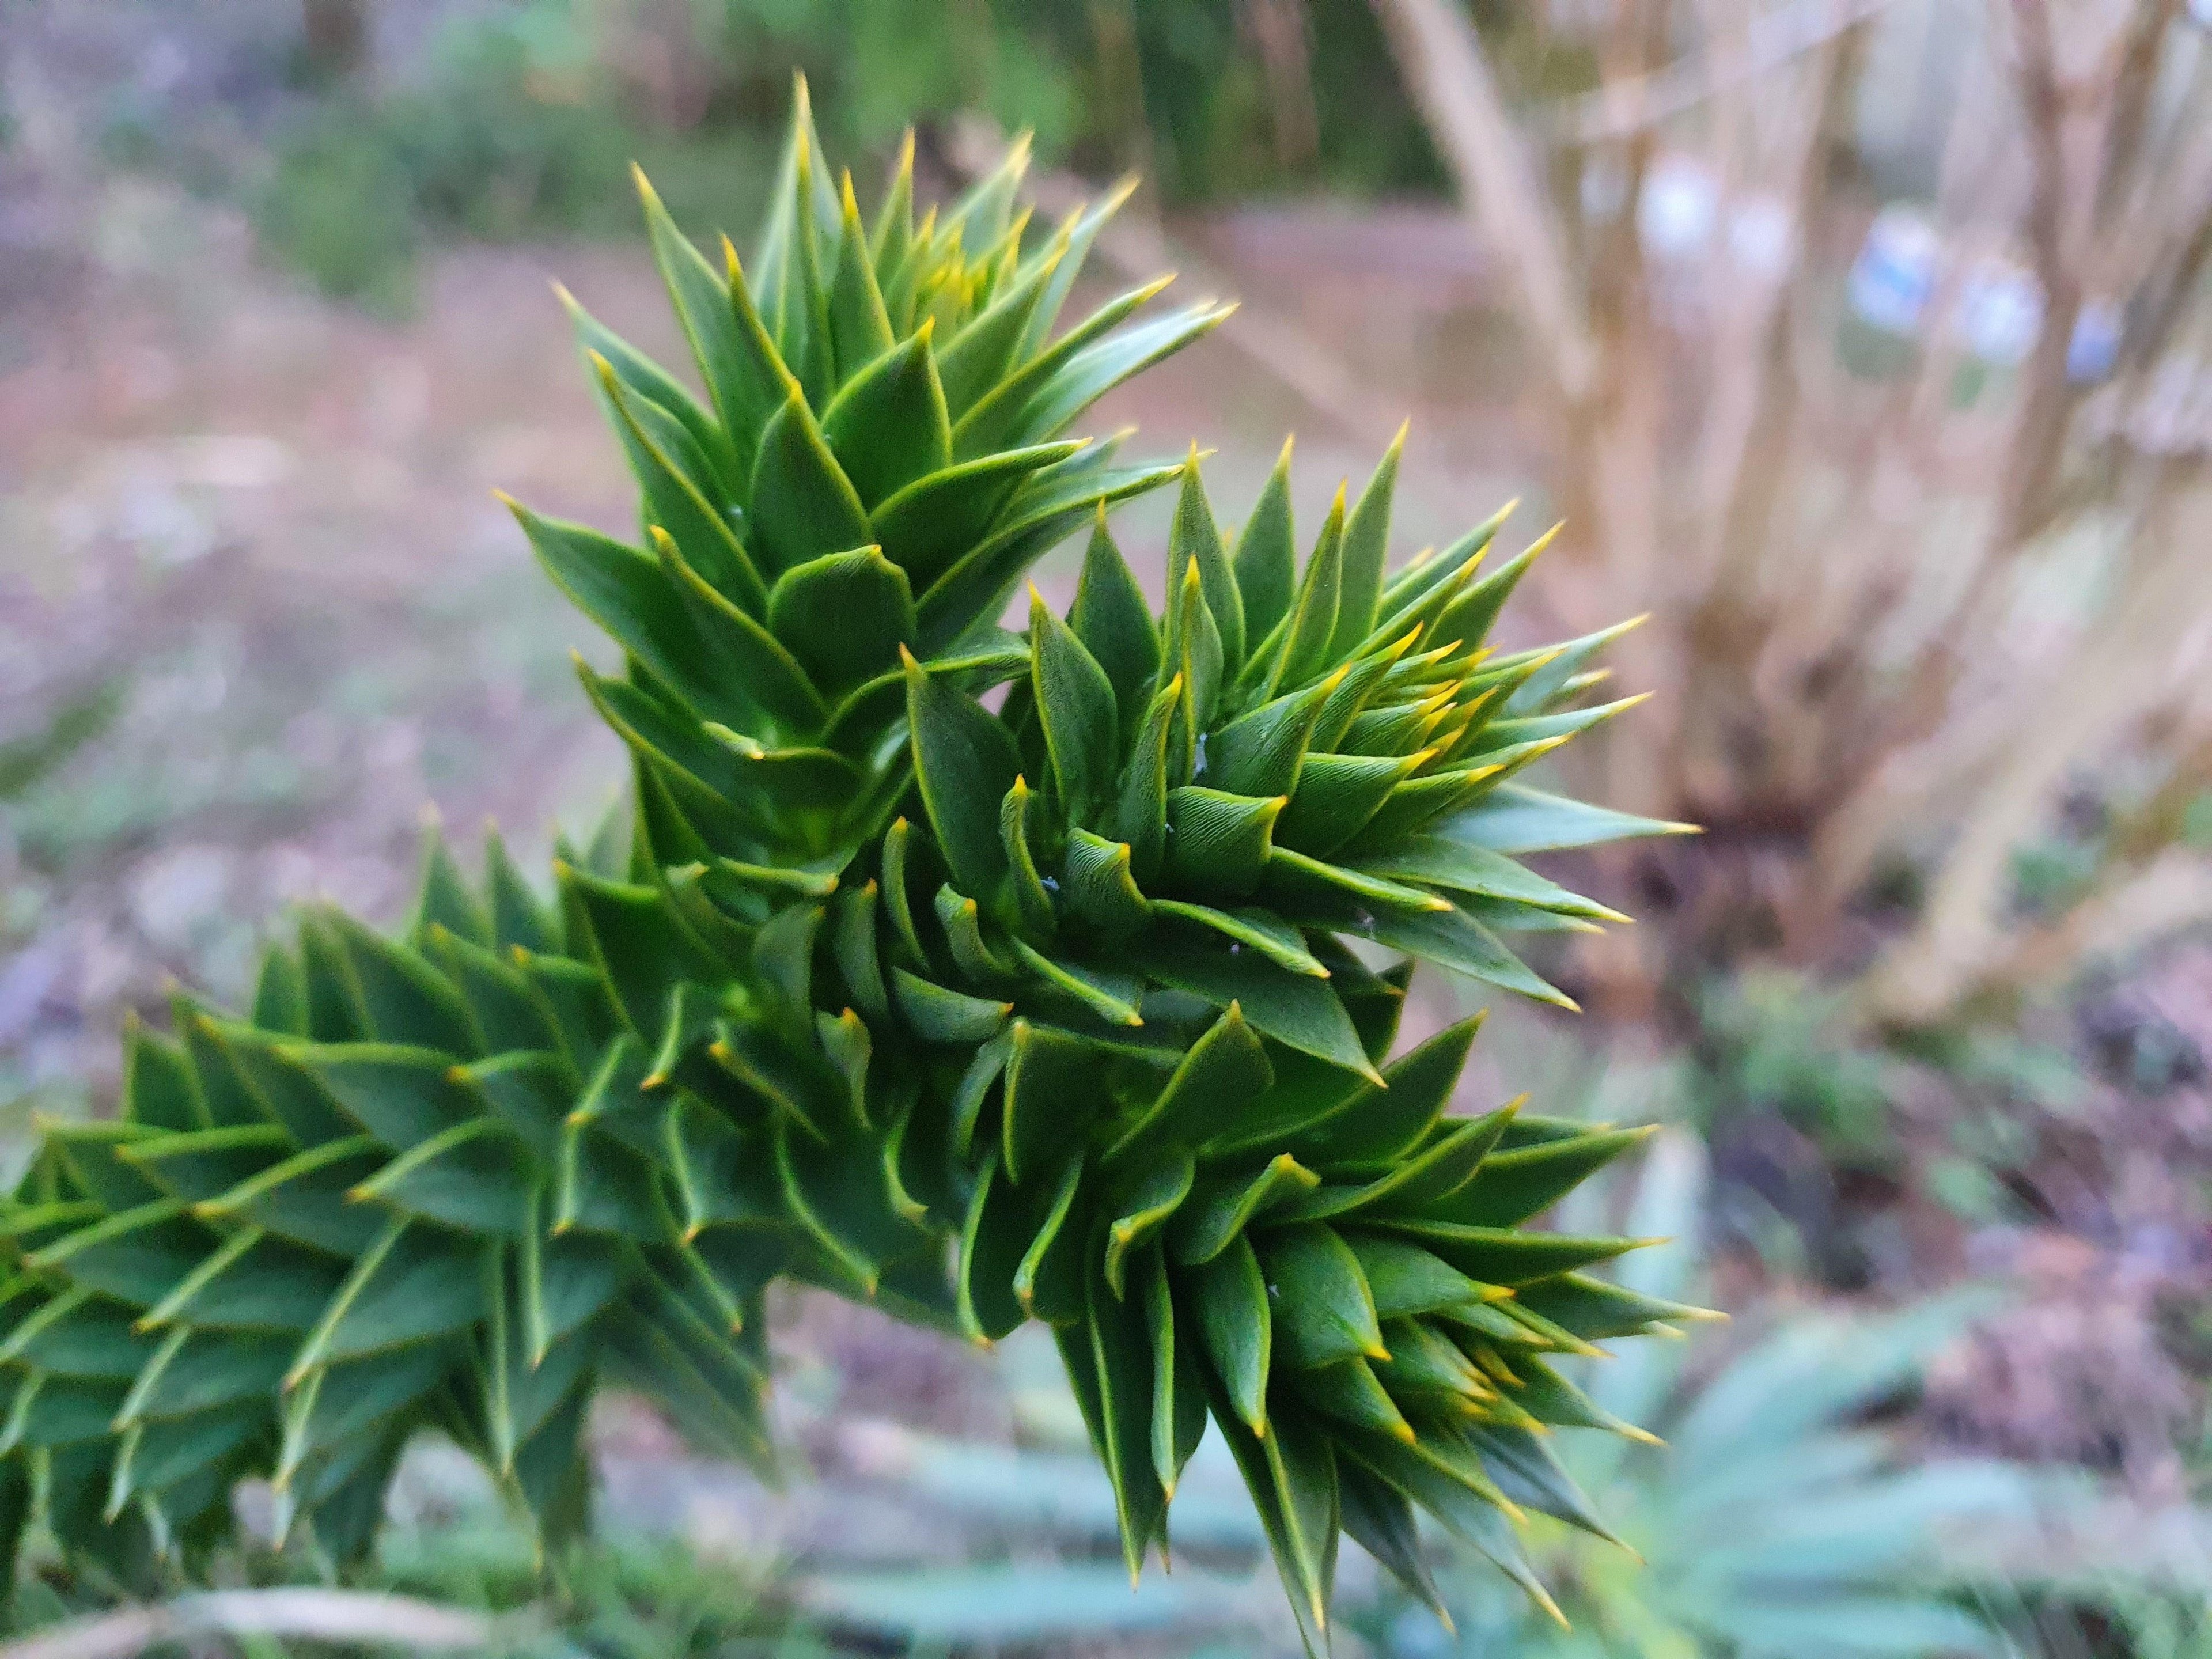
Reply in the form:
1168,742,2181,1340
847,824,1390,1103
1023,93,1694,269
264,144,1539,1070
6,0,2212,1652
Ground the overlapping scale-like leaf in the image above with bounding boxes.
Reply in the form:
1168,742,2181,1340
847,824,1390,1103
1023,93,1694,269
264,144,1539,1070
0,818,953,1585
885,440,1688,1042
526,81,1228,902
826,434,1705,1641
0,832,609,1577
1,84,1708,1646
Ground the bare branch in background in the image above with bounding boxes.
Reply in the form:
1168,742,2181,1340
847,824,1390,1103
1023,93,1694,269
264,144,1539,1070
1535,0,1901,146
1987,0,2087,558
1365,0,1597,407
1243,0,1322,171
2096,0,2186,229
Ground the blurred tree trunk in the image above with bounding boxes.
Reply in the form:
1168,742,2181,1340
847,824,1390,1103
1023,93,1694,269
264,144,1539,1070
300,0,369,86
1088,1,1159,206
1244,0,1322,172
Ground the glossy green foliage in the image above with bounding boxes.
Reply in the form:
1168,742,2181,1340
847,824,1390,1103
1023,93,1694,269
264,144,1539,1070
885,435,1692,1058
1361,1140,2026,1659
0,89,1701,1646
0,828,802,1585
832,442,1700,1643
516,79,1228,892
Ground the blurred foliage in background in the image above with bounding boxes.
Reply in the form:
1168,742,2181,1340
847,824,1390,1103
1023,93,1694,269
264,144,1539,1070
96,0,1442,311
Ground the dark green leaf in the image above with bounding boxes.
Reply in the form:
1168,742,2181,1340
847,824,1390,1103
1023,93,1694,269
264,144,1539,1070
915,456,1185,657
831,880,890,1019
1275,1109,1515,1224
1163,558,1225,733
634,171,788,488
1014,1155,1089,1324
1139,1243,1203,1501
1103,1003,1270,1163
1298,1354,1414,1444
321,910,479,1056
1459,1420,1619,1541
1112,674,1180,884
1061,831,1151,934
952,270,1169,456
1007,939,1144,1027
749,390,873,577
1327,425,1404,662
1002,1021,1104,1185
1366,1221,1646,1285
1205,676,1335,799
1259,1224,1386,1368
1167,1153,1317,1265
1086,1251,1167,1577
1029,588,1119,820
1274,486,1345,693
1163,788,1281,895
892,969,1011,1045
1335,1451,1448,1619
1232,437,1297,653
904,651,1020,899
122,1024,202,1134
294,1220,485,1376
291,1045,479,1150
1101,1148,1193,1297
508,501,749,729
825,179,896,379
561,864,719,1039
1070,513,1161,729
1376,499,1514,633
767,546,916,695
1259,1406,1340,1638
1191,1234,1271,1434
1009,301,1233,447
998,778,1057,936
1135,944,1376,1082
821,332,949,509
869,441,1084,589
1149,900,1325,978
1510,1271,1709,1339
1344,1234,1492,1319
484,828,557,955
350,1118,532,1236
1355,834,1625,920
1278,752,1422,855
1168,459,1244,672
1359,902,1575,1009
251,945,309,1039
1430,1126,1654,1227
594,359,767,614
556,282,741,501
779,1119,925,1300
407,828,490,950
957,1158,1036,1342
1337,1434,1556,1620
935,248,1059,416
